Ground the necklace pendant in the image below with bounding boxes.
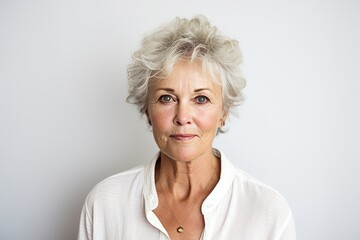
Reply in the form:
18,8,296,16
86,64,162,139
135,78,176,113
176,226,184,233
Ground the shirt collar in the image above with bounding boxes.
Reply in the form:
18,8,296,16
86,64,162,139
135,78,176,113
201,149,236,214
143,152,160,211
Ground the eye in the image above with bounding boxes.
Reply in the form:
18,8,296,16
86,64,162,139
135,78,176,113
195,95,209,104
159,95,174,103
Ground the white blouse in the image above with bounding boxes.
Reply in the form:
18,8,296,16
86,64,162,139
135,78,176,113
78,149,296,240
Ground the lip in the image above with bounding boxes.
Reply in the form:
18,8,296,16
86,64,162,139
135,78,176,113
170,134,196,141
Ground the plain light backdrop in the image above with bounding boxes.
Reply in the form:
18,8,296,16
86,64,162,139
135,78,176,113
1,0,359,239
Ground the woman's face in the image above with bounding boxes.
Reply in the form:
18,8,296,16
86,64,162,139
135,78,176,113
146,61,226,162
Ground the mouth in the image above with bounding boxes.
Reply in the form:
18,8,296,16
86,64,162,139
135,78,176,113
170,134,196,141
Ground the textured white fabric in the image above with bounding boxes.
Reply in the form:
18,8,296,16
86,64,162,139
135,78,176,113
78,150,296,240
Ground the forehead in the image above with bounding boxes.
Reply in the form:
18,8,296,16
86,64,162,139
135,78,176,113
149,61,221,90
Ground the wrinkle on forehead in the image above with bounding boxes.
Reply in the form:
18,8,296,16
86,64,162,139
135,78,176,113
149,61,222,95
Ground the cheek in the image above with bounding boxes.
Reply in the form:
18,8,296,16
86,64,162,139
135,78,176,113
150,108,174,147
149,107,174,131
195,108,222,131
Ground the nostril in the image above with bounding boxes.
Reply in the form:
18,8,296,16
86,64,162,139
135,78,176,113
173,116,191,126
173,118,184,125
173,105,192,125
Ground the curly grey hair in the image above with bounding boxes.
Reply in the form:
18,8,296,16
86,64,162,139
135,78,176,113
126,15,246,117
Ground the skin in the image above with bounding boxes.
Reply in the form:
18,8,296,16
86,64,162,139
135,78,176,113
146,60,226,239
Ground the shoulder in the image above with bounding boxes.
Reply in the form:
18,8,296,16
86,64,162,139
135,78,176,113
217,150,291,213
219,151,293,226
84,165,145,207
225,160,295,238
233,167,291,211
231,164,294,236
78,164,150,238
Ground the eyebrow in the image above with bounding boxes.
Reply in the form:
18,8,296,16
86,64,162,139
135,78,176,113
194,88,213,93
155,88,175,92
155,88,214,93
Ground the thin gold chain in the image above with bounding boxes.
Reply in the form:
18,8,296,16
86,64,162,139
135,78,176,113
158,166,216,233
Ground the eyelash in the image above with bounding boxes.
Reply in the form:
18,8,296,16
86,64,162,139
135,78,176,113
195,95,209,104
158,95,210,104
159,95,175,103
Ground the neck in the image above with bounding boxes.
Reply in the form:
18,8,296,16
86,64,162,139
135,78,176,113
156,150,220,201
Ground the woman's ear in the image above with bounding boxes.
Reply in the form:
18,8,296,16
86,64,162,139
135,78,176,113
145,110,152,126
220,110,228,126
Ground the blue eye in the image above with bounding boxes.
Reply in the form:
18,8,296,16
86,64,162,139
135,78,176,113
195,96,209,103
159,95,174,103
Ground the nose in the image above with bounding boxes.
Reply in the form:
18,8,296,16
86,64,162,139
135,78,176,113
173,102,192,126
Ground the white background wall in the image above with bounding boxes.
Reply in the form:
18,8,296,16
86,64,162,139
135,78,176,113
1,0,359,239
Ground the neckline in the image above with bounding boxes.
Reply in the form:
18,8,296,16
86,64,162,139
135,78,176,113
143,149,236,214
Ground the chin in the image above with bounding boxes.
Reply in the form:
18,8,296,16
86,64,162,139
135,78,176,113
160,146,208,163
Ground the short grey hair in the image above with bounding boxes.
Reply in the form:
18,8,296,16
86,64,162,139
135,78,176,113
126,15,246,116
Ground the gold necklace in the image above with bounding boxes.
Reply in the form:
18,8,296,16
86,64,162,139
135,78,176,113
158,167,216,234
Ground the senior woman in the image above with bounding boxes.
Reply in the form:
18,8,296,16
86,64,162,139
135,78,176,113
78,16,296,240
